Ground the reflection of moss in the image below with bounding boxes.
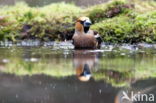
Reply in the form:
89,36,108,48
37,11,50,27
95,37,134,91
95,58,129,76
0,0,156,43
0,47,75,77
92,52,156,87
135,60,156,78
1,47,156,87
93,70,133,87
2,58,74,77
100,55,135,71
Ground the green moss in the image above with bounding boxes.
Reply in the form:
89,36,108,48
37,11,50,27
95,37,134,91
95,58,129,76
0,0,156,43
87,0,134,23
91,16,136,43
0,2,82,41
91,11,156,43
134,11,156,43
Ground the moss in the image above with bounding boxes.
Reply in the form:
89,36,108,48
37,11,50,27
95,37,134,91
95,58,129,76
134,11,156,43
87,0,134,23
91,16,136,43
0,2,82,41
91,10,156,43
0,0,156,43
90,0,156,43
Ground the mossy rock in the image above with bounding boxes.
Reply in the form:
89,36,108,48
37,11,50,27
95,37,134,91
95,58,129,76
0,0,156,43
134,11,156,43
91,16,136,43
0,2,82,41
87,1,134,23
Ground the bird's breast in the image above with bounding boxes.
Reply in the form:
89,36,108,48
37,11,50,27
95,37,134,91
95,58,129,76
73,33,96,49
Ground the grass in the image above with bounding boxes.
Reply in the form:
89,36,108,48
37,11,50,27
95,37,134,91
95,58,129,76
0,0,156,43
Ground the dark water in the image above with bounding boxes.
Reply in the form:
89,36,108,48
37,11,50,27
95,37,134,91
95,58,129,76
0,0,109,7
0,42,156,103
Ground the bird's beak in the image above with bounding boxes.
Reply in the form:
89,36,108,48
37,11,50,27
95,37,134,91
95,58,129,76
83,64,91,75
84,19,92,27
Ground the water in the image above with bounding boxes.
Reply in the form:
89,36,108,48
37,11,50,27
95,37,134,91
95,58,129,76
0,42,156,103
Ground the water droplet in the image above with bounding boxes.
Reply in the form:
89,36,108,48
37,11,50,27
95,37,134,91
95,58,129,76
15,94,19,98
39,81,42,85
30,58,39,62
2,59,9,63
121,53,126,56
99,89,102,94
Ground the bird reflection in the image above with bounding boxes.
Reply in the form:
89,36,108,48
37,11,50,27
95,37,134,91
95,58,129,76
73,50,99,82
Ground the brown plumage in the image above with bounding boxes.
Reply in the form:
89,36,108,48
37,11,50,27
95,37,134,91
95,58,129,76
73,50,98,82
72,17,102,49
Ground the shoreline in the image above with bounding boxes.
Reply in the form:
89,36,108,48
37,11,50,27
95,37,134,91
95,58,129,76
0,0,156,43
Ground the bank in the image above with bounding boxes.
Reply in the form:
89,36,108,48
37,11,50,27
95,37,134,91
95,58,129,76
0,0,156,43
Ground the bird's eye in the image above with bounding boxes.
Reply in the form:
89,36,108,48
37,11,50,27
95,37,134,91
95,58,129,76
80,21,84,24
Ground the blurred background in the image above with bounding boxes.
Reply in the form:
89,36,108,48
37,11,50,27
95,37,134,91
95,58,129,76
0,0,110,7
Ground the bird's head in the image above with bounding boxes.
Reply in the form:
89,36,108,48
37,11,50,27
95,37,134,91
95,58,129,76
76,64,91,82
75,17,92,33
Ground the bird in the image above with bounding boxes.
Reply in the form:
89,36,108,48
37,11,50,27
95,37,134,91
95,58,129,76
72,17,102,49
73,50,98,82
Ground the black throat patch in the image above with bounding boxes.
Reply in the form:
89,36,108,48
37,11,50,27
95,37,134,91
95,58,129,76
84,27,90,33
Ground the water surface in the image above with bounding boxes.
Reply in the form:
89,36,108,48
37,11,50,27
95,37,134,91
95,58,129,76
0,42,156,103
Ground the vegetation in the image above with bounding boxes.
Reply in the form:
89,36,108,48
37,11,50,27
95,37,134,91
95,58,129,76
0,2,82,41
90,0,156,43
0,47,156,87
0,0,156,43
